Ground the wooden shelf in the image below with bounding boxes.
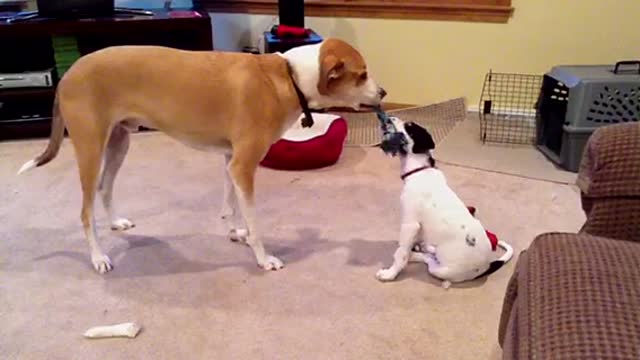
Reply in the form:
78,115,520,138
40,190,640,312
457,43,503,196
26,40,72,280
0,116,51,124
0,87,55,98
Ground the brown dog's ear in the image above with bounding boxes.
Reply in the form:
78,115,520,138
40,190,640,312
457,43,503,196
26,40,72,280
318,54,345,95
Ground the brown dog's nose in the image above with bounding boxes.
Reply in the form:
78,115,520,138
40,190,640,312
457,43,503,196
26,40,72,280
379,87,387,99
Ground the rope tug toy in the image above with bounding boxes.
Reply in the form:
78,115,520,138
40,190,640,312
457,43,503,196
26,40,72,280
374,106,407,157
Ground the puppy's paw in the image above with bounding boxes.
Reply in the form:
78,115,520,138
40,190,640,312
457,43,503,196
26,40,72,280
259,255,284,271
110,218,135,231
376,268,397,282
229,229,248,244
91,253,113,274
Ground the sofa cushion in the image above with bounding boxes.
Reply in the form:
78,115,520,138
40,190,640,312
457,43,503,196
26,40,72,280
501,232,640,359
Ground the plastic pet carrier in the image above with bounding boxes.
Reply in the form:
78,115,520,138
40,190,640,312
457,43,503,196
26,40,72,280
536,61,640,172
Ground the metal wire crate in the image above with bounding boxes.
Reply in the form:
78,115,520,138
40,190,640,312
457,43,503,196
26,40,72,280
479,71,543,144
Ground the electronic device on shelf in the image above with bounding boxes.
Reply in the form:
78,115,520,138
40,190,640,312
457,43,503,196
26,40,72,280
264,0,320,54
0,69,53,89
6,0,153,23
278,0,304,28
1,5,212,140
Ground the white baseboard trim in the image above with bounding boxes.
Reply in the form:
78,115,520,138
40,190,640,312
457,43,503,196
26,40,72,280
468,105,480,113
468,105,537,118
469,105,538,128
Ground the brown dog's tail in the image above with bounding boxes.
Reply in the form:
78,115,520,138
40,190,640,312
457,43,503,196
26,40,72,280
17,92,65,175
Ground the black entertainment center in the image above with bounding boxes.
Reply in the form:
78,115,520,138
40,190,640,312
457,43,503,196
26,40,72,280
1,0,319,140
0,2,213,140
6,0,154,23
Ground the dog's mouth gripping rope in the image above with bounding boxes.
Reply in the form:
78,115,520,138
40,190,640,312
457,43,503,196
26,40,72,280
374,106,407,156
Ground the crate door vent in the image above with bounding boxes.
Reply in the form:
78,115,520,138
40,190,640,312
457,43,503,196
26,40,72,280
550,84,569,101
587,86,640,124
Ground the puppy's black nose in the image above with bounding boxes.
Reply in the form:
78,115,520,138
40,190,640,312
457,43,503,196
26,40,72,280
379,87,387,99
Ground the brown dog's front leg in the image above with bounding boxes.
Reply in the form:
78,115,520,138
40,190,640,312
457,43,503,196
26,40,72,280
220,153,248,243
227,149,283,271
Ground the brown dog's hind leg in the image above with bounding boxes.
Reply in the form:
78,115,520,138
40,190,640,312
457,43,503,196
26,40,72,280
68,118,113,274
227,144,283,271
99,125,134,231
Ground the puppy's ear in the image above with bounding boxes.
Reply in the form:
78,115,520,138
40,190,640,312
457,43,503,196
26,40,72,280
404,122,435,154
318,54,345,95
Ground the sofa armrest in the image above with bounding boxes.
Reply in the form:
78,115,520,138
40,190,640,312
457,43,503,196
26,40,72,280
577,122,640,198
577,123,640,240
579,197,640,242
498,253,520,348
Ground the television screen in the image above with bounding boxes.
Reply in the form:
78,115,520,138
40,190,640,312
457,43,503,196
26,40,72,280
37,0,114,18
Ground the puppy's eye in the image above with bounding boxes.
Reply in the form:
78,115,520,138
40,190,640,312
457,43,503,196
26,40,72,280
359,72,368,81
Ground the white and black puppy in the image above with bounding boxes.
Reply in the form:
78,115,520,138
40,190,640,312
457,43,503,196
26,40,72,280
376,117,513,288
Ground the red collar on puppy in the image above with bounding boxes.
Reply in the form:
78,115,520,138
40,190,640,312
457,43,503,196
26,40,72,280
401,165,430,181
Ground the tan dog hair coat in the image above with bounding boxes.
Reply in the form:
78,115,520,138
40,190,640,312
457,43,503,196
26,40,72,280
18,38,385,273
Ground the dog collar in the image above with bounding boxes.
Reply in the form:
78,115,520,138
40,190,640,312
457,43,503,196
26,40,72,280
286,62,314,128
401,165,430,181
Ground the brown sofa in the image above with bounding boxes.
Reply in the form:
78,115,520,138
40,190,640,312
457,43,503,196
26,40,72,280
498,122,640,359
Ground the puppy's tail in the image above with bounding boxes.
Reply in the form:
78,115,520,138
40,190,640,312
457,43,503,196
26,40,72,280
473,240,515,280
497,240,514,263
18,93,64,175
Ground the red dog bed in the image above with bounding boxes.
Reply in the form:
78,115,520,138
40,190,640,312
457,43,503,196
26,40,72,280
260,113,348,171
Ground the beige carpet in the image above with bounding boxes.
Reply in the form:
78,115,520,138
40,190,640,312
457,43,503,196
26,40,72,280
435,115,578,184
1,131,585,360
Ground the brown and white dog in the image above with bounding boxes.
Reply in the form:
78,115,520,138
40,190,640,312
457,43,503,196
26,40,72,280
18,39,386,274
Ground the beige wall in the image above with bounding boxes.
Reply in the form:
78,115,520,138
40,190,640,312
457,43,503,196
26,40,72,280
211,0,640,107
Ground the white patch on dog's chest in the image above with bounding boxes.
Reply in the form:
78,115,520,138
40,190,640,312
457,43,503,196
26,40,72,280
283,111,304,133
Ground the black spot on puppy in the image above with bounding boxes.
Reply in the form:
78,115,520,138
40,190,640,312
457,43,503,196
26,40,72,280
404,122,435,154
465,234,476,247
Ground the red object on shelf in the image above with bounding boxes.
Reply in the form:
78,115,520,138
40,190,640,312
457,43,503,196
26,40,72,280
168,10,202,18
271,24,309,39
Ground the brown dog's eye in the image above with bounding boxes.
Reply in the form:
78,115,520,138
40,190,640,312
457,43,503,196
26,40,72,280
360,72,368,81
